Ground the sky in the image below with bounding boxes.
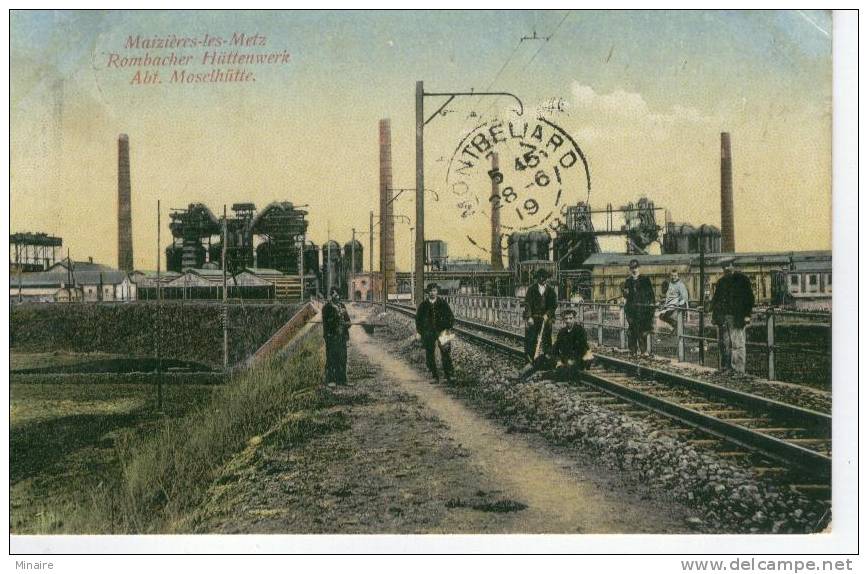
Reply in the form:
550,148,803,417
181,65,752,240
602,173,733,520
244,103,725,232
10,10,832,271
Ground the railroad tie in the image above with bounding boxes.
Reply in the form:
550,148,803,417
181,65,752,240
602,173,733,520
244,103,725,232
686,439,722,447
752,466,788,476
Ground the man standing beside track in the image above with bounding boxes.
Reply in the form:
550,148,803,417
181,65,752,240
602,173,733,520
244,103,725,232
415,283,455,383
711,258,755,373
322,287,351,386
523,269,558,365
622,259,656,356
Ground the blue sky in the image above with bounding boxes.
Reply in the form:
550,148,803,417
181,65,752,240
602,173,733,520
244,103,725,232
11,10,832,268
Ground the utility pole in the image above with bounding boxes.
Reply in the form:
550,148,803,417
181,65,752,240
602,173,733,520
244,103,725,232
410,227,415,303
298,233,305,302
156,200,163,410
66,248,73,300
222,205,228,373
351,228,356,302
698,224,706,366
327,223,332,295
381,214,387,313
414,81,425,306
369,210,374,303
16,243,22,303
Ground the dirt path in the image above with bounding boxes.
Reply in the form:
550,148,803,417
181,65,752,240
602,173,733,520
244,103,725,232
187,312,689,533
350,320,687,534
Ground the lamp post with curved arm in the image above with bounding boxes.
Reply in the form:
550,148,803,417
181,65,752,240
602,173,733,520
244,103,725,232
415,81,523,305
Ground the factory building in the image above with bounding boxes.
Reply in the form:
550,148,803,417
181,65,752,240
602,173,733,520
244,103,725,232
162,200,311,300
9,258,136,302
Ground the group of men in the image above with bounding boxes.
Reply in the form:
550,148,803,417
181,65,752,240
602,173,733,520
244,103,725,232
619,257,755,373
414,274,593,383
522,269,592,378
321,256,756,386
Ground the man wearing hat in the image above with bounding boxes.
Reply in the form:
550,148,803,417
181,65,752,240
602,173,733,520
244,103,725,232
415,283,455,383
711,258,755,372
622,259,656,356
322,287,352,385
523,268,558,363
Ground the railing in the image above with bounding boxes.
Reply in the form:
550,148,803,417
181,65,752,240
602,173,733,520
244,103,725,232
444,295,831,386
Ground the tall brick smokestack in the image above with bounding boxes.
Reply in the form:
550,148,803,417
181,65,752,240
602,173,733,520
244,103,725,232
117,134,134,271
379,119,396,295
490,153,504,270
720,132,735,253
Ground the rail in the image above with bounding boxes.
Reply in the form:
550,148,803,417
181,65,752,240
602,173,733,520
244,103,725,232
443,295,831,385
386,302,831,479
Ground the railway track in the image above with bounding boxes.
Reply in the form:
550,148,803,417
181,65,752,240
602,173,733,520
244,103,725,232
386,303,831,492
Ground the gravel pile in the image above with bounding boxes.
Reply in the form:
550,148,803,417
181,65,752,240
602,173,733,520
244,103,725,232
369,309,830,534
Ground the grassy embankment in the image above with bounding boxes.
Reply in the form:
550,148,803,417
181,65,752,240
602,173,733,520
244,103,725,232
11,325,329,534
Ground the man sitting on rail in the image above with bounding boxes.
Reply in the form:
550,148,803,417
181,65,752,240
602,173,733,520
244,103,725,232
658,268,690,334
415,283,455,384
552,309,592,379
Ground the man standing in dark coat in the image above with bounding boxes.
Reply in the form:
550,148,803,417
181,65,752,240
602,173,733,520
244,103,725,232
415,283,455,383
622,259,655,356
711,258,755,373
553,308,591,379
523,268,558,363
322,287,351,385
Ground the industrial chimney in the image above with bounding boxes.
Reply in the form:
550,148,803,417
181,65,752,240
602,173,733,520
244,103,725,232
379,119,397,296
490,153,504,270
720,132,735,253
117,134,134,271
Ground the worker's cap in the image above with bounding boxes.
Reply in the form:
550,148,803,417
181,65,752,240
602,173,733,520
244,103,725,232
425,282,440,293
718,257,736,268
628,259,640,269
534,268,550,280
562,309,577,318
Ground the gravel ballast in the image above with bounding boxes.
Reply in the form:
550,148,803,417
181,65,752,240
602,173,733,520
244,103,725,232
369,308,830,534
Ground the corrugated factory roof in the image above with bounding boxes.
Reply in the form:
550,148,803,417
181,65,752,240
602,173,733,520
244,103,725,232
233,271,273,287
245,267,285,276
48,260,115,273
10,269,129,287
166,272,223,288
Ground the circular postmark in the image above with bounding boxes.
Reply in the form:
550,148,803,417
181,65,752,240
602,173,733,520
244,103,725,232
446,116,591,255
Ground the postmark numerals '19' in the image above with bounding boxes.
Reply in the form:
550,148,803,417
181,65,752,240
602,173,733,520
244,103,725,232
447,116,591,254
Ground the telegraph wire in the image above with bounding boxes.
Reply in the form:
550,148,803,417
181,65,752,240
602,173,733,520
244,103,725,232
479,10,572,120
521,10,571,70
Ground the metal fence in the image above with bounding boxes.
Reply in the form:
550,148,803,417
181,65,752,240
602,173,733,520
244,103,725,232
445,295,831,387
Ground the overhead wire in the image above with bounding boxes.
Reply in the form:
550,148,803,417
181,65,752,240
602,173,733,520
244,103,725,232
480,10,572,120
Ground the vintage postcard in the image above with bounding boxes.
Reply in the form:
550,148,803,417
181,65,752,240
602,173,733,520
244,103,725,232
7,8,857,557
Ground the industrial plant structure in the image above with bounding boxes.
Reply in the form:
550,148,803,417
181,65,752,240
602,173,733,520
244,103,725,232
10,232,63,272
